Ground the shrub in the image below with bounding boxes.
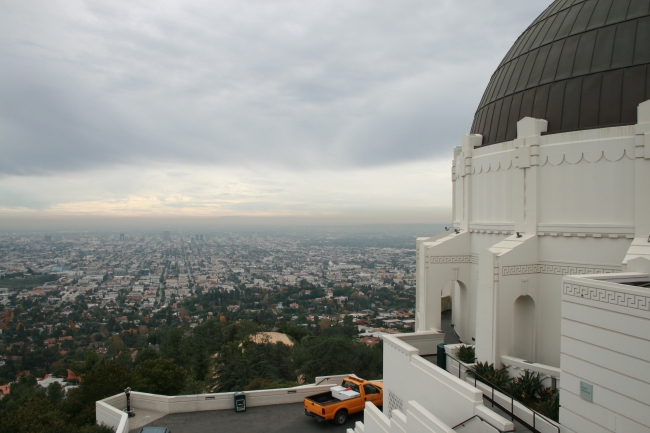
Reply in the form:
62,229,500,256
534,387,560,422
243,378,299,390
468,362,511,389
456,345,476,364
506,370,545,405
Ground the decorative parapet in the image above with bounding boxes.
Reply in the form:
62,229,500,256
563,281,650,311
563,273,650,315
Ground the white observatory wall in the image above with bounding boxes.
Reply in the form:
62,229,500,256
449,122,637,368
560,275,650,433
471,168,513,223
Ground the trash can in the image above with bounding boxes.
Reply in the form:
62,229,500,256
234,391,246,412
437,343,446,370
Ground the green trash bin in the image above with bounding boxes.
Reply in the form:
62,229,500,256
234,391,246,412
437,343,446,370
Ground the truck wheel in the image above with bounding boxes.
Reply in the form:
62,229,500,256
334,410,348,425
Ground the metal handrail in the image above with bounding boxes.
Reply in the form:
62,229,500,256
445,353,560,433
451,414,516,433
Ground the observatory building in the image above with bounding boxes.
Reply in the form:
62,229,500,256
352,1,650,432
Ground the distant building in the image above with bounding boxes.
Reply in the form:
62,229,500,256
163,231,171,241
119,234,125,241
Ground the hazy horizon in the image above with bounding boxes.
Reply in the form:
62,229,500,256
0,215,448,235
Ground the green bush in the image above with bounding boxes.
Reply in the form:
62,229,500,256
468,362,511,389
506,370,545,406
469,364,559,421
534,386,560,422
243,378,299,390
456,345,476,364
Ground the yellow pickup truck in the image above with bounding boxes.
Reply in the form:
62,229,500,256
303,376,383,425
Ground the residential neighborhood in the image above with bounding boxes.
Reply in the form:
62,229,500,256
0,229,420,390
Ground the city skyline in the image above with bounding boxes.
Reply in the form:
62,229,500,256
1,1,549,225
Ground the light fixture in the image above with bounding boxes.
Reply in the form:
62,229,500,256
647,236,650,243
516,232,522,238
445,227,449,231
454,229,460,234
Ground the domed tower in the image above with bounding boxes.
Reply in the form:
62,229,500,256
415,0,650,370
472,0,650,146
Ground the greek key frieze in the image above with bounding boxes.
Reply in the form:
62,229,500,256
429,255,478,265
563,283,650,311
502,264,617,276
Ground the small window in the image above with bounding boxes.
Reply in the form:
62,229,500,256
363,384,379,395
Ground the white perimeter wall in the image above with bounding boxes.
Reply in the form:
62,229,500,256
380,333,513,432
560,274,650,433
96,375,350,432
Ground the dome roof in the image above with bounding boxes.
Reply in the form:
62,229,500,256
471,0,650,147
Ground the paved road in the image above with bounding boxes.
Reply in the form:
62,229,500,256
129,402,365,433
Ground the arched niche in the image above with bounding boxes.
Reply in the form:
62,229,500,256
512,295,536,361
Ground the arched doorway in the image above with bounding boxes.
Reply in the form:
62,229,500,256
441,281,453,313
451,281,469,343
513,295,536,361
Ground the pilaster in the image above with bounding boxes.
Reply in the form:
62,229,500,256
460,135,481,232
513,117,547,234
623,99,650,270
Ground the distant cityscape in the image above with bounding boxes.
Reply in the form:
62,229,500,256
0,227,441,386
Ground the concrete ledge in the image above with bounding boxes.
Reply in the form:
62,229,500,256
501,355,560,379
96,400,128,433
382,334,420,358
394,330,444,356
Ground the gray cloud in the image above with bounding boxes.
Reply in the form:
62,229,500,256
1,0,549,177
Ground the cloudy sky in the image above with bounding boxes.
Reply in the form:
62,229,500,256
0,0,549,228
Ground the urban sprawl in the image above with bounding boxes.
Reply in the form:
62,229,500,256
0,230,419,391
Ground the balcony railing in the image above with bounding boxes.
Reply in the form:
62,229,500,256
446,354,560,433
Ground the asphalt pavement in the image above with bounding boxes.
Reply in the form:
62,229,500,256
129,402,364,433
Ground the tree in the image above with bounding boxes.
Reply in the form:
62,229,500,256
134,348,160,365
63,363,130,426
47,381,64,405
160,328,190,368
0,376,44,419
0,396,113,433
132,359,186,396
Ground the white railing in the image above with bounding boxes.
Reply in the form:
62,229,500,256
446,354,561,433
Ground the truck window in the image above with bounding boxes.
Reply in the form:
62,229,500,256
341,381,360,393
363,384,379,394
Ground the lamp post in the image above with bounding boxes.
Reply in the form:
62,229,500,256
124,387,135,418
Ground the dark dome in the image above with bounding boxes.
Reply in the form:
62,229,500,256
471,0,650,146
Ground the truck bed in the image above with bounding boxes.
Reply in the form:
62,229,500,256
306,391,350,407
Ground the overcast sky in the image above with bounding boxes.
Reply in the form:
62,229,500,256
0,0,550,228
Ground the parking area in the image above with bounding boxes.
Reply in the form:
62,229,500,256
128,402,364,433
